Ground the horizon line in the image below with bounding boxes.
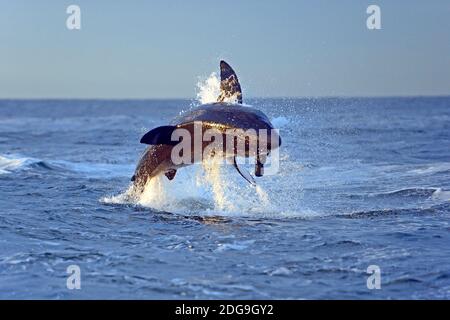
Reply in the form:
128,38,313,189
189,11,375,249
1,94,450,101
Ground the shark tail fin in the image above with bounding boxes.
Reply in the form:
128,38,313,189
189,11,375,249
217,60,243,104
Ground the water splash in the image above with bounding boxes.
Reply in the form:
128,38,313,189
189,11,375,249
255,185,270,207
196,72,221,104
102,157,278,217
201,156,228,210
196,72,240,105
271,116,290,128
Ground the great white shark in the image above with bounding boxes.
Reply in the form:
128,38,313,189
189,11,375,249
131,61,281,192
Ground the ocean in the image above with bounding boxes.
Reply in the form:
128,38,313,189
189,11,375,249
0,97,449,299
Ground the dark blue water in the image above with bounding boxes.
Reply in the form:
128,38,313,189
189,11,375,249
1,97,449,299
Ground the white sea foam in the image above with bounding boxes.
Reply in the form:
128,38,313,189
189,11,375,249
100,148,319,218
101,160,284,217
0,155,36,174
431,188,450,202
196,72,242,105
409,163,450,175
196,72,221,104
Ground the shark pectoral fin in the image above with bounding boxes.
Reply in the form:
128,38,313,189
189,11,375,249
140,125,178,145
217,60,243,104
165,169,177,181
233,157,256,186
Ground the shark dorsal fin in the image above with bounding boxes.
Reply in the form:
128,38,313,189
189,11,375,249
217,60,243,104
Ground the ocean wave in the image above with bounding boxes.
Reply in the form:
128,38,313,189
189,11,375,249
0,154,133,178
409,162,450,175
0,155,39,174
368,187,443,198
343,202,449,219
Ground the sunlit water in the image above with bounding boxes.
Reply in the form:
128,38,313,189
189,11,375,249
0,96,449,299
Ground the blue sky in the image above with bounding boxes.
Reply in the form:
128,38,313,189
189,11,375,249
0,0,449,98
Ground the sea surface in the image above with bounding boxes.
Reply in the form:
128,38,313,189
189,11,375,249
0,97,449,299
